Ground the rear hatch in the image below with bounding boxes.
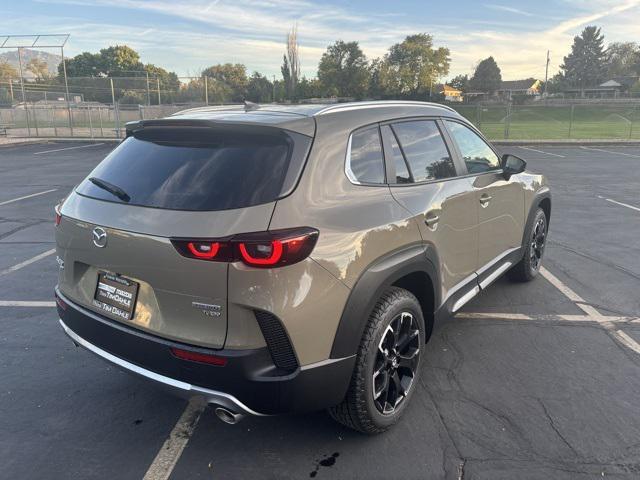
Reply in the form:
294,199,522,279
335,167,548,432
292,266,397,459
56,121,312,348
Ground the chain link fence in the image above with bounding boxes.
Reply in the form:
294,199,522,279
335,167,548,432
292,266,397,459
1,75,639,140
451,103,640,140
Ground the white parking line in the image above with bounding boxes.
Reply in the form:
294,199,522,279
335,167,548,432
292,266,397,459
456,312,638,323
0,301,55,307
0,249,56,277
33,143,105,155
0,189,58,207
518,146,565,158
540,266,640,355
143,396,207,480
580,146,640,158
597,195,640,213
613,331,640,355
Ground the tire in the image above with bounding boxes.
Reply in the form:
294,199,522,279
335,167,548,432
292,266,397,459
329,287,425,434
508,207,547,282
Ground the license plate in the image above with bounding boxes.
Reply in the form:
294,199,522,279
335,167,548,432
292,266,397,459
93,271,139,321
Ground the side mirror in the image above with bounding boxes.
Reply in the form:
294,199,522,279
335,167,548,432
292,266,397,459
501,154,526,180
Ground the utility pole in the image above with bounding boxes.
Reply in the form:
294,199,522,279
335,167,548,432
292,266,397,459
204,76,208,105
17,47,31,136
273,75,276,103
157,78,161,105
543,50,550,98
61,45,73,135
146,71,150,106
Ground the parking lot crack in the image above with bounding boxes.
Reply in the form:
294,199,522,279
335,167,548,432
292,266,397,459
537,399,579,458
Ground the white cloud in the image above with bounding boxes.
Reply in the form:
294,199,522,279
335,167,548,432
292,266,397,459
12,0,640,81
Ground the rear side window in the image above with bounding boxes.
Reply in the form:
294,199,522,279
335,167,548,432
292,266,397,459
346,126,385,184
391,120,456,182
76,127,309,211
445,120,500,173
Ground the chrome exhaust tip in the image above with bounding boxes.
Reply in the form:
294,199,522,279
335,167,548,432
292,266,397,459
214,407,244,425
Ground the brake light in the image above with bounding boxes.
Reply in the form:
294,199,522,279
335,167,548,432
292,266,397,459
170,348,227,366
54,205,62,226
171,227,318,268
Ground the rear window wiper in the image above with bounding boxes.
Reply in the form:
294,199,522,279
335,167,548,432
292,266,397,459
88,177,131,202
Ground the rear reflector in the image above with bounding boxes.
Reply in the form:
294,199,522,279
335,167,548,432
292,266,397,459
170,348,227,366
171,227,319,268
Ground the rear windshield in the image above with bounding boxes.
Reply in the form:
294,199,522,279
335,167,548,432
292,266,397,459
76,126,309,211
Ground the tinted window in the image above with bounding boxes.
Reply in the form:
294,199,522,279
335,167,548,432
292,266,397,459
347,127,385,184
381,125,411,184
446,121,500,173
391,121,455,182
76,128,300,211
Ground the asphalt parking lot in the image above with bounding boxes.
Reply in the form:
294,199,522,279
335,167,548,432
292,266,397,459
1,140,639,479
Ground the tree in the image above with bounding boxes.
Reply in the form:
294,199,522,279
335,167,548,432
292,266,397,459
246,72,273,102
469,57,502,93
60,51,102,77
318,41,369,98
560,26,606,88
605,42,640,77
27,58,50,80
378,34,450,98
0,61,17,80
297,77,323,99
144,63,180,104
449,74,469,92
281,25,300,100
98,45,143,76
202,63,248,102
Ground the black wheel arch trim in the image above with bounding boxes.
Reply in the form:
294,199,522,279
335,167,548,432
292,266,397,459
523,188,551,249
330,244,440,359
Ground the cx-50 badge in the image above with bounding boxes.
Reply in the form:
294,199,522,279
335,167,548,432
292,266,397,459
92,227,107,248
192,302,221,317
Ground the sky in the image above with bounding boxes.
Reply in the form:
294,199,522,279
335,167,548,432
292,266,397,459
1,0,639,81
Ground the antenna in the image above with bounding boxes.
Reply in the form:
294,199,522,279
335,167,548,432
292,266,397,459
244,100,260,112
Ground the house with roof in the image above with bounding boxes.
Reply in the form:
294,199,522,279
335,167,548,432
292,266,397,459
437,84,464,102
497,79,542,99
561,76,639,98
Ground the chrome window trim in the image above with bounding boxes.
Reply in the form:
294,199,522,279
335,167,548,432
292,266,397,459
344,126,386,186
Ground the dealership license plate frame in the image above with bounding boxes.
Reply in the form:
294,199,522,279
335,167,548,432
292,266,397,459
93,271,139,321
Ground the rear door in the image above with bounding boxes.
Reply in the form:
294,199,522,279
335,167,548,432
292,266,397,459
443,120,525,272
382,119,479,305
56,124,311,349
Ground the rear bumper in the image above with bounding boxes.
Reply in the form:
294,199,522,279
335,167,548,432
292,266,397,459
55,288,355,415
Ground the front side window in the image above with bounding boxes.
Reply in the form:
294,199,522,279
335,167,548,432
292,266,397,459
347,126,385,184
391,120,456,182
445,121,500,174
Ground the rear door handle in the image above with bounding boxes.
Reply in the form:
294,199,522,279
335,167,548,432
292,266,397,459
424,214,439,227
479,194,492,207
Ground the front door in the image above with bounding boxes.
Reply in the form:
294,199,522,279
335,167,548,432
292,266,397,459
443,120,525,271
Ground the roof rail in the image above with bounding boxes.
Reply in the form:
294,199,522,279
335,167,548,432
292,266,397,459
314,100,457,116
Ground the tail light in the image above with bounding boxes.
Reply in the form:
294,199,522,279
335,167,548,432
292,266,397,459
170,348,227,366
54,204,62,226
171,227,319,268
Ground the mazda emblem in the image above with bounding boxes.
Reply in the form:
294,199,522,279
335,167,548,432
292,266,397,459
92,227,107,248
